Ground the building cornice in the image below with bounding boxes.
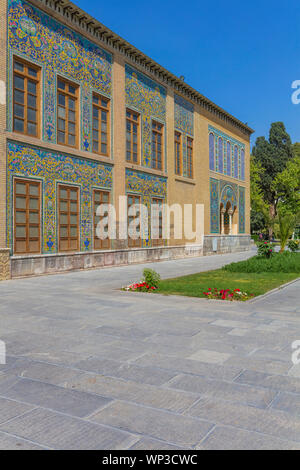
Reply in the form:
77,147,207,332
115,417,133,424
30,0,254,137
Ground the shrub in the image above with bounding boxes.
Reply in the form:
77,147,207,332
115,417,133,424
123,268,161,292
288,240,300,252
257,241,273,258
143,268,161,288
223,252,300,273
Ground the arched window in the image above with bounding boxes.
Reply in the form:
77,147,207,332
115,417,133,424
227,142,231,176
209,133,215,171
218,137,223,173
241,148,245,180
234,145,238,178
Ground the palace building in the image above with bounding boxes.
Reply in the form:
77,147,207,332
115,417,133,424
0,0,254,280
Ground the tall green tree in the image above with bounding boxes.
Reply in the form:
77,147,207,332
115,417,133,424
273,155,300,214
252,122,294,237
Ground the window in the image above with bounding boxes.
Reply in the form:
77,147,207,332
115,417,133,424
14,179,40,254
174,131,182,176
226,142,231,176
59,186,79,252
93,190,110,250
57,78,78,148
218,137,223,174
209,132,215,171
234,145,239,178
128,194,141,248
151,121,163,170
13,58,40,137
92,94,110,156
126,109,139,163
241,148,245,180
152,198,163,247
187,137,193,178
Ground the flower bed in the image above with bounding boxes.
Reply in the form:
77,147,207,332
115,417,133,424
203,288,254,301
123,282,157,292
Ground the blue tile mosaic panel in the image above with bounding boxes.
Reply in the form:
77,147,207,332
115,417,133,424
125,64,166,168
125,169,167,246
8,0,112,152
208,125,245,181
210,178,246,234
7,142,113,254
174,94,194,177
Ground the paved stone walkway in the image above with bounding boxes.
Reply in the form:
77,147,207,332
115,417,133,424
0,249,300,450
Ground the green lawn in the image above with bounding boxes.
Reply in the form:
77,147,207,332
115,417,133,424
156,269,299,299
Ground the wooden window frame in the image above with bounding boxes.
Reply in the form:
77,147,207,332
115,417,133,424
174,131,182,176
93,189,110,250
126,109,140,164
13,57,40,138
187,136,194,179
58,185,79,253
57,77,79,149
151,197,164,247
151,120,164,171
127,194,141,248
14,178,41,255
92,93,110,157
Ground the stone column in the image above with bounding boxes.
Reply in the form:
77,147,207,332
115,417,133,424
228,209,233,235
220,208,225,235
0,249,11,281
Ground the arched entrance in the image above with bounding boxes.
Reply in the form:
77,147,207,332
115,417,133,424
220,185,237,235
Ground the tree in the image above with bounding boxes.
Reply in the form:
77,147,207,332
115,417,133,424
250,157,269,233
273,155,300,215
275,210,300,252
252,122,294,237
292,142,300,158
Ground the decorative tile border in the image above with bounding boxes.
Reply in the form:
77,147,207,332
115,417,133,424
0,249,11,280
239,186,246,233
210,178,220,234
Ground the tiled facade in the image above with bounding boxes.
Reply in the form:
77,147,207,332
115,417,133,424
0,0,253,279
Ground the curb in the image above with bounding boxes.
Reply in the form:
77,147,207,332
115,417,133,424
247,277,300,303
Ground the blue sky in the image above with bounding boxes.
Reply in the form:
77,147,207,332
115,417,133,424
75,0,300,146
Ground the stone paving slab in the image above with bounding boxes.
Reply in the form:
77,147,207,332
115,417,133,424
198,425,300,450
168,374,277,409
90,401,213,448
133,352,242,381
0,431,47,450
0,250,299,449
0,377,112,418
0,397,34,425
0,408,138,450
61,372,200,414
74,357,177,386
130,437,186,450
186,396,300,443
